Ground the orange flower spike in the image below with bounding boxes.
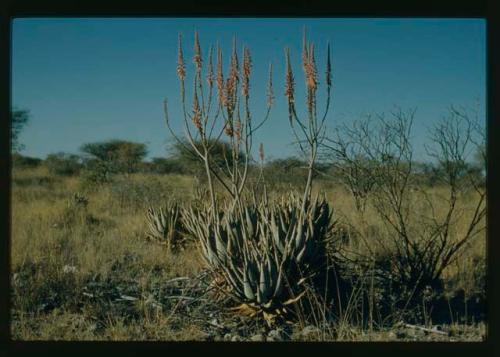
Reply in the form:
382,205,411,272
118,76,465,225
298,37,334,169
267,62,274,108
216,46,224,105
326,41,332,89
193,31,202,72
242,46,251,98
284,48,295,104
192,91,202,133
307,43,317,92
177,33,186,81
207,45,214,88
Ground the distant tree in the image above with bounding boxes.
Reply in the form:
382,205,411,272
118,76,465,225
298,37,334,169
149,157,186,175
260,157,308,190
80,139,148,174
170,139,241,179
12,153,42,168
45,152,82,176
11,108,30,153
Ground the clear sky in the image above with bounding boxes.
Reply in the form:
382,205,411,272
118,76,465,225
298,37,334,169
11,18,486,161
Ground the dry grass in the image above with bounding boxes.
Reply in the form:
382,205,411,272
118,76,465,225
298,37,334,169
10,167,486,341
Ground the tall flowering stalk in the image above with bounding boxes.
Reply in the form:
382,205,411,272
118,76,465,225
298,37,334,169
168,31,335,324
163,31,274,212
285,29,333,209
177,34,186,81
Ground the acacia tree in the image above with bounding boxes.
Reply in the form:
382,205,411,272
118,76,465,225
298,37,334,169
80,139,148,174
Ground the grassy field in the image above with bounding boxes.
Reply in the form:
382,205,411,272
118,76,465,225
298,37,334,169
10,166,486,341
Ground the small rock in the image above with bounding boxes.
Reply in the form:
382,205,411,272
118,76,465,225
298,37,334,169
387,331,397,340
250,334,266,342
231,335,243,342
301,325,320,338
267,329,285,342
197,331,211,340
62,265,77,274
223,333,232,341
408,328,424,338
209,318,224,329
396,330,407,339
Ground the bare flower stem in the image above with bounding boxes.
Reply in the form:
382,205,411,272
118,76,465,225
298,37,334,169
164,32,273,213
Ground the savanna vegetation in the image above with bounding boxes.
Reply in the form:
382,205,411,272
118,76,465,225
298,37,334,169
10,32,486,341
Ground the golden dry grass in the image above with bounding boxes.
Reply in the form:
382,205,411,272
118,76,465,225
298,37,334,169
10,167,486,341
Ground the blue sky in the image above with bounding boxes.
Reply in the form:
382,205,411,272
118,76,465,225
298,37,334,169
11,18,486,161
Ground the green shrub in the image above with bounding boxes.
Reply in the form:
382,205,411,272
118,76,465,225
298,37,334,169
262,158,308,190
79,160,113,188
12,153,42,168
45,152,82,176
109,175,174,210
148,157,187,175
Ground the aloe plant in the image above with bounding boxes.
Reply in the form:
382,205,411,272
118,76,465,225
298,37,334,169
164,30,335,325
183,194,332,324
146,202,184,250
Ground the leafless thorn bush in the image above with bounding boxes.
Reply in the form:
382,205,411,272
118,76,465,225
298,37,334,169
322,106,486,312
